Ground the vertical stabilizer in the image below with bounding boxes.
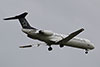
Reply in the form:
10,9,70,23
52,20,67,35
4,12,36,29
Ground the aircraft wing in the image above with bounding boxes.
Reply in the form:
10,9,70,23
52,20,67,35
57,28,84,44
19,43,47,48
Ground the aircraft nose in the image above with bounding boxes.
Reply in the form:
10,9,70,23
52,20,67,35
90,44,95,50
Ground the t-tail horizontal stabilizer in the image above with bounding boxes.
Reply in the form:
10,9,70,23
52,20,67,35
4,12,28,20
3,12,37,29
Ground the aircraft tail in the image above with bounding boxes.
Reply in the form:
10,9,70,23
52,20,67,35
4,12,36,29
4,12,28,20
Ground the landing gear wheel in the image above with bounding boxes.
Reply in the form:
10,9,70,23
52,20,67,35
60,45,64,48
85,51,88,54
85,49,88,54
48,47,52,51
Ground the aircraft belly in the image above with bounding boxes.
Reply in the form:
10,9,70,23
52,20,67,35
64,40,87,49
28,34,55,44
28,33,88,49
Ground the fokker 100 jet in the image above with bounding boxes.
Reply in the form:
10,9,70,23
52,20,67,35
4,12,94,54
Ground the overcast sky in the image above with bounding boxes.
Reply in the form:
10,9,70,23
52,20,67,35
0,0,100,67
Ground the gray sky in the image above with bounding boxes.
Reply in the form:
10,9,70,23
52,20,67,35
0,0,99,67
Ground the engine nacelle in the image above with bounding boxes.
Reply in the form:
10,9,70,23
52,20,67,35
39,30,53,36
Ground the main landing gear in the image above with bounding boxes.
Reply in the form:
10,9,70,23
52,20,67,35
48,46,52,51
48,45,64,51
85,49,89,54
59,45,64,48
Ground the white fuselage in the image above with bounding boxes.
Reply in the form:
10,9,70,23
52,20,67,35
4,12,94,53
22,29,94,50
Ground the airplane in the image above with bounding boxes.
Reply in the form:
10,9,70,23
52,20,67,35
4,12,94,54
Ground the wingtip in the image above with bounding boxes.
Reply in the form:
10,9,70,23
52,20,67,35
3,18,8,20
81,28,84,31
19,45,32,48
3,18,6,20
